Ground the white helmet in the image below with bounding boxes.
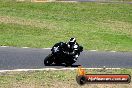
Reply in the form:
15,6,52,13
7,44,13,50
67,38,76,47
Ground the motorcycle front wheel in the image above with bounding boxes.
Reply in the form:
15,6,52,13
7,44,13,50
65,61,74,66
44,54,54,66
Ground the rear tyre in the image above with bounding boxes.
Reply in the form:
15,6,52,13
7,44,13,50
44,54,54,66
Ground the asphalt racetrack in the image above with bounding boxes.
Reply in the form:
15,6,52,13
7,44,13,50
0,47,132,70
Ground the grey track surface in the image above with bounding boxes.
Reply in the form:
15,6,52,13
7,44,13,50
0,47,132,70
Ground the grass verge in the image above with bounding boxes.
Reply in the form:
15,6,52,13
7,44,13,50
0,69,132,88
0,0,132,51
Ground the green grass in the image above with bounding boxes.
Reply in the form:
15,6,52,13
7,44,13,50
0,0,132,51
0,69,132,88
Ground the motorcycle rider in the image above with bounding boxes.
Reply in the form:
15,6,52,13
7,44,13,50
51,38,82,62
66,38,81,61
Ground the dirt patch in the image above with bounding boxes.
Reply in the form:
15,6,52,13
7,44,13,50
97,20,132,35
0,16,58,29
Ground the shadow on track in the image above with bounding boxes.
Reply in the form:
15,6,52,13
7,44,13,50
45,63,81,67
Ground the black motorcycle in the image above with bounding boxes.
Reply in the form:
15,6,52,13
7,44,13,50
44,42,83,66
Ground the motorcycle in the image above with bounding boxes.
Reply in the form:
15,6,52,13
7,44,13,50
44,42,83,66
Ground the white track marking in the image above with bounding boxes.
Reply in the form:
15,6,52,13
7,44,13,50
42,48,51,49
22,47,29,48
90,50,97,52
0,46,121,53
0,68,121,73
0,46,9,47
110,51,116,52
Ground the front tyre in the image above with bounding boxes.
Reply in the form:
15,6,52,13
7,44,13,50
44,54,54,66
65,61,74,67
54,59,62,65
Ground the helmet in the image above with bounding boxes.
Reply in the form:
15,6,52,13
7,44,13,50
69,38,76,43
68,38,76,46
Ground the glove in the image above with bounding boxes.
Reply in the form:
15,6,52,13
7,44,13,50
53,46,59,53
